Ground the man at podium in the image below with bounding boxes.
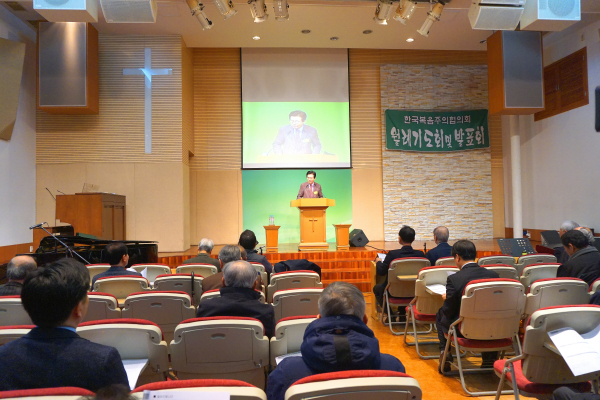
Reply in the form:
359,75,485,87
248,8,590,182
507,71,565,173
297,170,323,199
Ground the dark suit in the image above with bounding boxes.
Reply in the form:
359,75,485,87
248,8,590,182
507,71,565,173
426,242,452,266
373,245,426,306
246,249,273,273
554,246,570,264
196,286,275,338
183,252,221,271
273,124,321,155
297,182,323,199
0,281,23,296
557,247,600,286
436,263,499,351
91,266,142,288
0,327,128,392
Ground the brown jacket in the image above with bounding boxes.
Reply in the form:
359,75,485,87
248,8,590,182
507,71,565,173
297,182,323,199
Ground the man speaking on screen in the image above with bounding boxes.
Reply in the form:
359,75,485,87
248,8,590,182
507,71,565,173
272,110,322,155
297,170,323,199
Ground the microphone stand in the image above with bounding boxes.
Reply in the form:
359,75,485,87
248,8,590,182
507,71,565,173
32,224,90,265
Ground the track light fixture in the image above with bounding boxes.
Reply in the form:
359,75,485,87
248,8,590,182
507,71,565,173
273,0,289,20
373,0,397,25
394,0,417,24
249,0,268,22
417,1,444,36
213,0,237,19
186,0,213,30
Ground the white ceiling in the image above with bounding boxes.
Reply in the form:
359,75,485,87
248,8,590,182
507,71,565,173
4,0,600,50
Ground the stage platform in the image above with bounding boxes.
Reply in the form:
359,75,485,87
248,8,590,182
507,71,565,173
158,239,528,293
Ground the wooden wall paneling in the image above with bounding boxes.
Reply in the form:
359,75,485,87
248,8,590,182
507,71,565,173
181,39,194,165
0,243,34,264
489,114,506,238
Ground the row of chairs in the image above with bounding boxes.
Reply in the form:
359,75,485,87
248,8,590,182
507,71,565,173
0,315,320,389
435,253,557,273
0,372,423,400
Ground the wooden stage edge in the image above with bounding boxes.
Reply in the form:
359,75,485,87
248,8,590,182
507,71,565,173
158,240,532,293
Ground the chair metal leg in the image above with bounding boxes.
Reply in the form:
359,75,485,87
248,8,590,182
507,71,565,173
384,292,408,336
403,307,438,359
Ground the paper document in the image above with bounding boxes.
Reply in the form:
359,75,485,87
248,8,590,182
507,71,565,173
140,267,148,278
142,391,230,400
426,284,447,295
378,253,387,261
275,351,302,365
548,326,600,376
123,359,148,390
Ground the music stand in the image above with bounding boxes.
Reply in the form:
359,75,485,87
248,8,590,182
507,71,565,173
497,238,536,257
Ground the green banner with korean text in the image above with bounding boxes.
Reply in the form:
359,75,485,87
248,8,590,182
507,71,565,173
385,109,489,152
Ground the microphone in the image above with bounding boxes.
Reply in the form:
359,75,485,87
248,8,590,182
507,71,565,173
29,222,46,230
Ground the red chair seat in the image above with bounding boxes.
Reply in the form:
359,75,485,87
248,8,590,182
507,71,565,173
387,296,413,305
444,332,513,349
493,360,592,394
405,305,436,322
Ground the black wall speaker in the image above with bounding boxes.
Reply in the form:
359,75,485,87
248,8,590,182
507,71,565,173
595,86,599,133
349,229,369,247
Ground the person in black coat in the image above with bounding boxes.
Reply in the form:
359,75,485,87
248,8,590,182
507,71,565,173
196,260,275,338
0,258,128,392
436,240,499,372
373,225,425,307
554,220,580,264
557,230,600,286
0,256,37,296
426,226,452,266
91,242,142,288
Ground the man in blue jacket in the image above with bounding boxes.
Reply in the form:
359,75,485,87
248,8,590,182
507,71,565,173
266,282,405,400
426,226,452,266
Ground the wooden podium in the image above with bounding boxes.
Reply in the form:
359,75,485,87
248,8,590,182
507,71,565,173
290,198,335,251
56,193,126,240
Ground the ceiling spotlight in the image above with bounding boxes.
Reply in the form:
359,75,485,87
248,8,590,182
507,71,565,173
186,0,212,30
301,29,311,34
273,0,289,20
330,36,339,41
373,0,397,25
363,29,373,34
248,0,268,22
406,37,414,42
394,0,417,24
213,0,237,19
252,35,261,40
417,1,444,37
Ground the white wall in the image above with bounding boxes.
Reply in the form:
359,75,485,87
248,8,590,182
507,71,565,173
0,8,36,246
503,19,600,233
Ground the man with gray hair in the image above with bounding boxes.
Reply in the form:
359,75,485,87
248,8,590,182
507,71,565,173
555,221,580,264
196,259,274,337
426,226,452,266
0,256,37,296
266,282,405,400
183,238,221,271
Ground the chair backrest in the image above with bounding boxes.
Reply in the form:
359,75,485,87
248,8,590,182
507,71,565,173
435,256,456,266
0,296,33,326
176,264,218,278
515,253,557,274
122,291,196,344
82,292,121,322
387,258,430,298
153,274,203,306
92,276,150,305
130,379,267,400
284,370,422,400
250,263,268,292
267,271,322,302
414,266,459,315
270,316,316,367
130,264,172,283
519,263,560,289
590,277,600,294
77,319,169,387
477,255,515,266
523,305,600,384
272,288,322,323
459,278,526,340
482,264,519,280
200,289,266,304
85,264,110,282
524,278,591,316
0,325,34,346
0,387,95,399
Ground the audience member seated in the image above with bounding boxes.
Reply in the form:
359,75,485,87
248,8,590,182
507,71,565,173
557,230,600,285
0,258,128,391
555,220,579,264
201,246,263,291
576,226,595,246
426,226,451,266
196,260,274,337
373,225,425,308
266,282,406,400
183,238,221,271
91,242,142,288
0,256,37,296
552,387,600,400
436,240,499,373
239,229,273,273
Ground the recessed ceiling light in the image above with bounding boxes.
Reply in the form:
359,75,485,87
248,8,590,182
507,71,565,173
253,36,260,40
330,36,339,41
363,30,372,34
406,37,414,42
301,29,311,34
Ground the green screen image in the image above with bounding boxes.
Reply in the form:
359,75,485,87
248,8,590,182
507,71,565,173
242,102,350,169
242,169,353,245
